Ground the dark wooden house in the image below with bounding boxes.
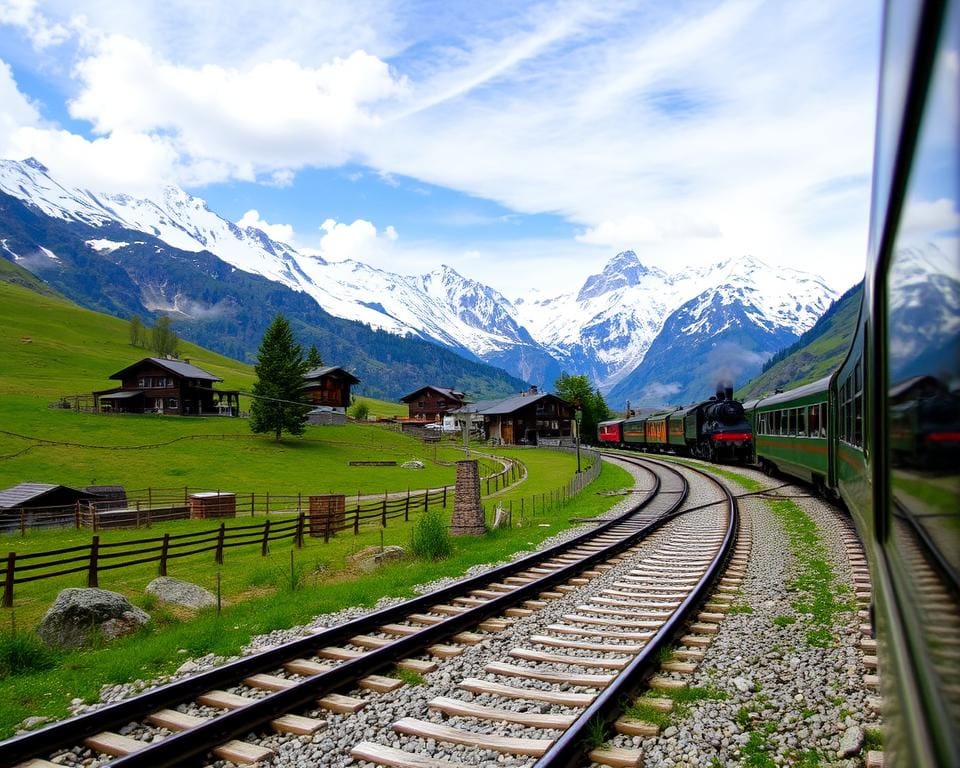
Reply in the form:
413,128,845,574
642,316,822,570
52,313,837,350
93,358,240,416
474,389,574,446
400,386,468,422
302,366,360,409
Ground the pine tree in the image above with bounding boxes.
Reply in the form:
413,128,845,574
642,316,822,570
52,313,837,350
151,315,179,357
305,344,323,370
250,314,309,440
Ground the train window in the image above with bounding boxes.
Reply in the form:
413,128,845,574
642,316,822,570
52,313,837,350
819,403,827,438
880,2,960,757
807,405,818,437
797,407,806,437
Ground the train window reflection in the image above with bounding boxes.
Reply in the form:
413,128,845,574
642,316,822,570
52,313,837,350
883,2,960,754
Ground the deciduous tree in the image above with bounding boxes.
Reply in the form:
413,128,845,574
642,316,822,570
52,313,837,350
129,315,147,347
553,373,610,445
250,314,309,440
151,315,178,357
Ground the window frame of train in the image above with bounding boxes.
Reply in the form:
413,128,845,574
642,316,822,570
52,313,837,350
864,0,960,764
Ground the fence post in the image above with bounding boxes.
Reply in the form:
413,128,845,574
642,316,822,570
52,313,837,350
354,507,360,535
442,486,447,508
2,552,15,608
88,536,100,588
405,489,410,522
296,513,305,548
251,493,255,517
159,534,170,576
324,507,332,544
381,497,387,527
298,492,302,513
423,488,429,513
261,519,271,556
215,523,225,565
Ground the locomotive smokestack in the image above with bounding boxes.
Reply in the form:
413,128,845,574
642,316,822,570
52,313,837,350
716,385,725,401
725,386,734,402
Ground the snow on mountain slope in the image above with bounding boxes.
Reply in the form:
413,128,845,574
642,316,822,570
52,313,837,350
0,157,838,391
515,251,834,390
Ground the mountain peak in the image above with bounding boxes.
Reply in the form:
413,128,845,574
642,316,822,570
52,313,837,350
577,250,653,301
22,157,50,173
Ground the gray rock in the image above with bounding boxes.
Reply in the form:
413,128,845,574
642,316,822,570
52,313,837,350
146,577,216,610
839,725,864,757
732,676,753,692
348,545,406,572
37,588,149,649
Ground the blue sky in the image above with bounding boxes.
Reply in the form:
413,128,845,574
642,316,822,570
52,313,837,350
0,1,891,298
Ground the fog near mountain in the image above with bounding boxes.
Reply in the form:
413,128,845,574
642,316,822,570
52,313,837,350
0,158,837,402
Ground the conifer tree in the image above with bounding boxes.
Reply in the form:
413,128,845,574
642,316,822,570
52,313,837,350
305,344,323,370
250,314,309,440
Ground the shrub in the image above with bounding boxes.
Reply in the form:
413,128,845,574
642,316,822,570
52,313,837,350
350,400,371,421
0,631,59,677
410,509,452,560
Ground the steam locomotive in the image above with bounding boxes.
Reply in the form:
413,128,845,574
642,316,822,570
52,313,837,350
597,385,753,463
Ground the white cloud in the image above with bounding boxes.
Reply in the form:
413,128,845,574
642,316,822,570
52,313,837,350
236,209,295,244
65,35,406,184
0,0,69,48
0,2,883,295
314,218,398,266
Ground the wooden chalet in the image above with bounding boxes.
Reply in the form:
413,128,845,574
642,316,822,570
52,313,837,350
93,357,240,416
470,388,574,446
400,386,468,422
302,366,359,409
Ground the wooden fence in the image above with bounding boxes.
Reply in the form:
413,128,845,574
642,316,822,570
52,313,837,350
1,449,601,608
0,457,518,535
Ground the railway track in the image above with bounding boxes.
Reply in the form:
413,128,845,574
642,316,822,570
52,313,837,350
5,455,742,768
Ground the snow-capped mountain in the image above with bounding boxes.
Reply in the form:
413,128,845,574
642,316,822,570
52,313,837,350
514,250,835,393
0,157,839,400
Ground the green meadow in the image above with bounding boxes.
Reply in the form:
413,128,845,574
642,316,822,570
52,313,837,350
0,272,635,737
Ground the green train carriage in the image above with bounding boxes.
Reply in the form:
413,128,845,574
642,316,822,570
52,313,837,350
744,375,835,496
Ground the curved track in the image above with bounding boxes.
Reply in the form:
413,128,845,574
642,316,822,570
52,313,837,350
4,455,740,768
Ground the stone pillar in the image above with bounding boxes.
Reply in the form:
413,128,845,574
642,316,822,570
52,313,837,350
450,459,485,536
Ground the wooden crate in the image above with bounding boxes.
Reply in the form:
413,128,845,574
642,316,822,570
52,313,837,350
189,492,236,519
309,495,345,537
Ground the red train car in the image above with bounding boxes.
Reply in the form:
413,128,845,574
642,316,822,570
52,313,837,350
596,419,624,447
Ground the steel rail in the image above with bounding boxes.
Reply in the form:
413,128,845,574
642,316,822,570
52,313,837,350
533,455,739,767
2,456,683,768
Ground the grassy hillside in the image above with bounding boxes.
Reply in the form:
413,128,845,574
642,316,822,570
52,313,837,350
0,275,441,493
739,283,862,400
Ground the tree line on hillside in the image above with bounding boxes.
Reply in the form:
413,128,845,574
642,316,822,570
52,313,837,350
128,314,180,358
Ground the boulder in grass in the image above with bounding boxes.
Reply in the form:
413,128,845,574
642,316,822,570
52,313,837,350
146,577,216,610
37,588,150,649
348,545,406,572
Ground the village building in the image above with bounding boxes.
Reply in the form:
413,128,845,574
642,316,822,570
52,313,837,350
400,386,469,422
453,387,574,446
93,357,240,416
302,366,360,426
